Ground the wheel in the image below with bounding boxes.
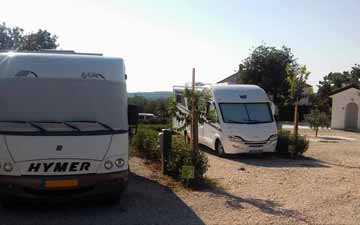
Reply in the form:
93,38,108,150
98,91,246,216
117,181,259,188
216,140,226,157
100,180,128,205
101,193,122,205
1,197,18,208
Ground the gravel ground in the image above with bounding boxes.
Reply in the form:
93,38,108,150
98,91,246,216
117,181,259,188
131,129,360,225
1,129,359,225
0,168,204,225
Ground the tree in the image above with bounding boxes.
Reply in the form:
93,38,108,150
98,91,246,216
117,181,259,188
350,64,360,83
169,88,209,131
168,88,211,146
20,29,58,50
0,22,58,51
239,45,296,107
286,64,310,138
316,65,360,114
305,109,330,137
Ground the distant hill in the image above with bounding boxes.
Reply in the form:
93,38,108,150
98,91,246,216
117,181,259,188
128,91,172,100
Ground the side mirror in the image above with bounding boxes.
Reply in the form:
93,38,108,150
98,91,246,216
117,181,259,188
206,101,218,124
270,102,277,116
128,104,139,136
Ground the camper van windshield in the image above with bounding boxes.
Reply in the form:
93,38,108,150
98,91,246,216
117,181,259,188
219,103,273,124
0,78,127,134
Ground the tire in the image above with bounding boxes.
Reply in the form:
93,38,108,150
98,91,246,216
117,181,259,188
101,180,128,205
1,197,18,208
102,193,121,205
216,140,226,157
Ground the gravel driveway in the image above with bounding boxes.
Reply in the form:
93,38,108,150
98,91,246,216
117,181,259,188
0,170,205,225
182,129,360,225
1,129,359,225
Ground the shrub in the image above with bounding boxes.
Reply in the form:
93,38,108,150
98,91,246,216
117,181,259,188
277,129,309,158
167,137,208,186
305,109,330,137
131,127,160,162
139,123,169,132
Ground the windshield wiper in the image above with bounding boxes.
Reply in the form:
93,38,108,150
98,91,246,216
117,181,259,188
32,120,81,131
66,121,114,131
226,119,243,123
0,120,47,132
226,119,265,124
243,119,261,123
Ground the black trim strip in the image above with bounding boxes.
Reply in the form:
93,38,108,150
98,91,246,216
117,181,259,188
0,129,128,136
204,121,222,132
15,158,103,163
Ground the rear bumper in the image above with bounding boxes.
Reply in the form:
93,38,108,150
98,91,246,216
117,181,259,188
0,170,128,200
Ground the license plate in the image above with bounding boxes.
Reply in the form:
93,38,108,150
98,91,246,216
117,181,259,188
45,179,79,188
249,149,263,153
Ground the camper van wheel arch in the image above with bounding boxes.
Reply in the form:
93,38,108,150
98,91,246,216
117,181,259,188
215,139,226,157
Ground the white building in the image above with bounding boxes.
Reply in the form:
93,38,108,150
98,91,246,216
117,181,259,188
330,84,360,130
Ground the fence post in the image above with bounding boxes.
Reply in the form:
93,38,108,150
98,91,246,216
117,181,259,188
160,129,172,175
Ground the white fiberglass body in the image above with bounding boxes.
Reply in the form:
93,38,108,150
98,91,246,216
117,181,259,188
173,84,278,154
0,52,128,178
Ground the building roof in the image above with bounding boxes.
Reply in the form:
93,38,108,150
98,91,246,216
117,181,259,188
217,72,239,84
329,83,360,97
217,69,313,88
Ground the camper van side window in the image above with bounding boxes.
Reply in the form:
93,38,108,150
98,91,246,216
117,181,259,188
207,103,218,123
175,93,186,107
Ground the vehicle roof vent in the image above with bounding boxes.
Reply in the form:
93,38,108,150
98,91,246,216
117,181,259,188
14,70,38,78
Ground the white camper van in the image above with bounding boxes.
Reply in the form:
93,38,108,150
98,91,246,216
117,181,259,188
173,83,278,156
0,51,134,202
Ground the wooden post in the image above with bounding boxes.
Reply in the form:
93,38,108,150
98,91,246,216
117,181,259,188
160,129,172,175
191,68,199,153
294,98,299,139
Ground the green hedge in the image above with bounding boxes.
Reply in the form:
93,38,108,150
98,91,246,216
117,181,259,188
131,126,208,187
131,127,161,162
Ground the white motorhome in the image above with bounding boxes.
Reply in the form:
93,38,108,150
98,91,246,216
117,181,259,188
138,113,157,121
0,51,135,202
173,83,278,156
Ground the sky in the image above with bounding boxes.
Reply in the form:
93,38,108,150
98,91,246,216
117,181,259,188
1,0,359,92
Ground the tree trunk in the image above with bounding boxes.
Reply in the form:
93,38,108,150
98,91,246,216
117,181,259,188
293,98,299,140
315,128,318,137
191,68,199,153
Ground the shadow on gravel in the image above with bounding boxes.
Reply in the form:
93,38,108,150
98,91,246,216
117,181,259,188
202,185,311,224
0,173,205,225
200,145,329,168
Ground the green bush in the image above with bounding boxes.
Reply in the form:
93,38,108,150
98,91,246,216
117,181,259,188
131,127,160,162
167,137,208,186
139,123,169,132
277,130,309,157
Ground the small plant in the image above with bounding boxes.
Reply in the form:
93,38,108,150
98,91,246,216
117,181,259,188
131,127,160,162
277,130,309,158
305,109,330,137
167,136,208,186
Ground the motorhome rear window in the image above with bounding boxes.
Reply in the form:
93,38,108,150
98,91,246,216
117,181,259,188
219,103,273,124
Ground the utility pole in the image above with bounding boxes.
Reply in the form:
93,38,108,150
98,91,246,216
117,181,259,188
191,68,199,153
